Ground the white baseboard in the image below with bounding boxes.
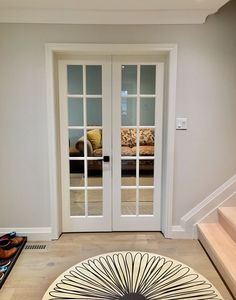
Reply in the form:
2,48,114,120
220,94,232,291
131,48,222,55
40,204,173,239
0,227,52,241
168,226,189,239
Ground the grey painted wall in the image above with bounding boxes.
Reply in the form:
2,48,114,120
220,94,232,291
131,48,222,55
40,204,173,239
0,1,236,229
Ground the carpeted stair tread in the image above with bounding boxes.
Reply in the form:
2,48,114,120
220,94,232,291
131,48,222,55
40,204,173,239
198,222,236,297
218,206,236,243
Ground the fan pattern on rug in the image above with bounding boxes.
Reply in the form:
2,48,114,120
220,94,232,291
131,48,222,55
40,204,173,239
43,251,223,300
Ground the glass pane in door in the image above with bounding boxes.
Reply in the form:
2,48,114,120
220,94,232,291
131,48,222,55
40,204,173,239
140,98,155,126
68,129,84,149
139,160,154,186
87,98,102,126
67,65,83,95
70,190,85,216
88,190,103,215
121,65,137,94
121,160,136,186
139,189,153,215
68,98,83,126
88,160,103,185
86,65,102,95
121,189,136,215
121,97,137,126
140,65,156,95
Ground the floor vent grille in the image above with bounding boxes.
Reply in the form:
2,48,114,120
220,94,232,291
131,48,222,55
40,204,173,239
24,244,48,252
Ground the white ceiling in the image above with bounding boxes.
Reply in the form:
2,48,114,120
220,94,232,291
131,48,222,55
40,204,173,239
0,0,230,24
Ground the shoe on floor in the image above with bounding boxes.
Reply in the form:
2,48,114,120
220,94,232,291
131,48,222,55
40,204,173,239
0,239,11,248
0,247,17,259
1,236,24,250
10,236,24,247
0,259,11,268
0,232,17,249
0,232,16,240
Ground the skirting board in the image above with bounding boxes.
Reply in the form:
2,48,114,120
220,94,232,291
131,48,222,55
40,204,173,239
0,227,52,241
167,225,194,239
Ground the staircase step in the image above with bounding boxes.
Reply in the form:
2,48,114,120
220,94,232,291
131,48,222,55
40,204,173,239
218,206,236,243
198,222,236,298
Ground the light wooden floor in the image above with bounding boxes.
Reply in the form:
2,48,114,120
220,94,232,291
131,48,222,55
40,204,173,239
0,232,234,300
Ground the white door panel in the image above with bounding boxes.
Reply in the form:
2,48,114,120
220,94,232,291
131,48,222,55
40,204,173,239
112,57,164,231
59,58,112,232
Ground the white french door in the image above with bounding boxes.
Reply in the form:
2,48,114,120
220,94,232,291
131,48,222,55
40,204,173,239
58,55,164,232
112,57,164,231
59,56,112,232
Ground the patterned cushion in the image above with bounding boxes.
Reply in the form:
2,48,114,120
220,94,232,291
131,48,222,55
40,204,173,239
130,129,137,147
130,128,155,146
131,146,154,156
121,146,134,156
139,129,155,146
90,129,154,157
121,129,132,147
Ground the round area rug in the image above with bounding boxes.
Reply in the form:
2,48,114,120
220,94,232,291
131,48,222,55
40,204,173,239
43,251,223,300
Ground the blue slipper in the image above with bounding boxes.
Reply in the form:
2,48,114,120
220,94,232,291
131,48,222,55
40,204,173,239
0,266,7,272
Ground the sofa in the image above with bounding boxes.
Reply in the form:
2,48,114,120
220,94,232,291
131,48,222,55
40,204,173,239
71,128,155,174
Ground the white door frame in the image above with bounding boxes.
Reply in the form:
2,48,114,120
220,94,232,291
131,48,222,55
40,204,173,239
45,43,177,240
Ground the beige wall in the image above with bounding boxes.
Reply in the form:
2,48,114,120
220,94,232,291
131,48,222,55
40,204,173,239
0,1,235,229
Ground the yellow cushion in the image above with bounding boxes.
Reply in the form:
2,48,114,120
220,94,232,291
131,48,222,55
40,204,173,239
87,129,101,150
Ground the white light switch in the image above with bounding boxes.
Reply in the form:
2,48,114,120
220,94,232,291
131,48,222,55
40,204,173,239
176,117,187,130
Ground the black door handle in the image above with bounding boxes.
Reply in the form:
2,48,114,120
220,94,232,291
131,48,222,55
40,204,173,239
97,156,110,162
103,156,110,162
